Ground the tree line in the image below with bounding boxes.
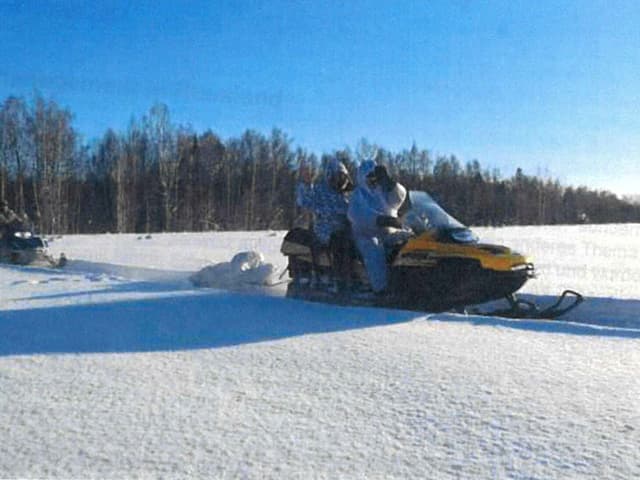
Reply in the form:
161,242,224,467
1,94,638,234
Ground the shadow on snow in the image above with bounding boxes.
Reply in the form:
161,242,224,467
1,286,638,357
0,290,416,356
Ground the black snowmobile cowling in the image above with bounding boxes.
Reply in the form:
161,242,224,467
281,191,582,319
0,223,66,268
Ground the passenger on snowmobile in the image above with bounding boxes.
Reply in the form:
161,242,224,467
296,157,354,290
347,161,407,294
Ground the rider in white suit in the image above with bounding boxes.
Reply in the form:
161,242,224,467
347,160,406,294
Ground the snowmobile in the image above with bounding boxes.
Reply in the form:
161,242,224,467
0,222,66,268
281,191,582,319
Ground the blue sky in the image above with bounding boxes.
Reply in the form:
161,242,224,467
1,0,639,195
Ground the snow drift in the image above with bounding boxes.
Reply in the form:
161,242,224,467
189,250,279,288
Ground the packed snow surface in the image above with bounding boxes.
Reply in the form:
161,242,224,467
1,225,639,479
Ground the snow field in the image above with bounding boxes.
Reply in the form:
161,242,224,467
2,315,638,478
1,224,639,478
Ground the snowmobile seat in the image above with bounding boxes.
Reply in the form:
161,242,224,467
282,226,359,289
282,227,330,281
283,227,315,248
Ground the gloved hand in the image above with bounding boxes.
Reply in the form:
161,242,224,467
373,165,395,192
376,215,403,229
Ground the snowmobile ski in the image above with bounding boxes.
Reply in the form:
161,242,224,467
472,290,584,320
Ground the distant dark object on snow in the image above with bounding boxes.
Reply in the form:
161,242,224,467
623,194,640,205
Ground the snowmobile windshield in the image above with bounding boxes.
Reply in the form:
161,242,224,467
403,191,468,234
5,222,31,236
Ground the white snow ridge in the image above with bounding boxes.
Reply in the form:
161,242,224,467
0,226,639,479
